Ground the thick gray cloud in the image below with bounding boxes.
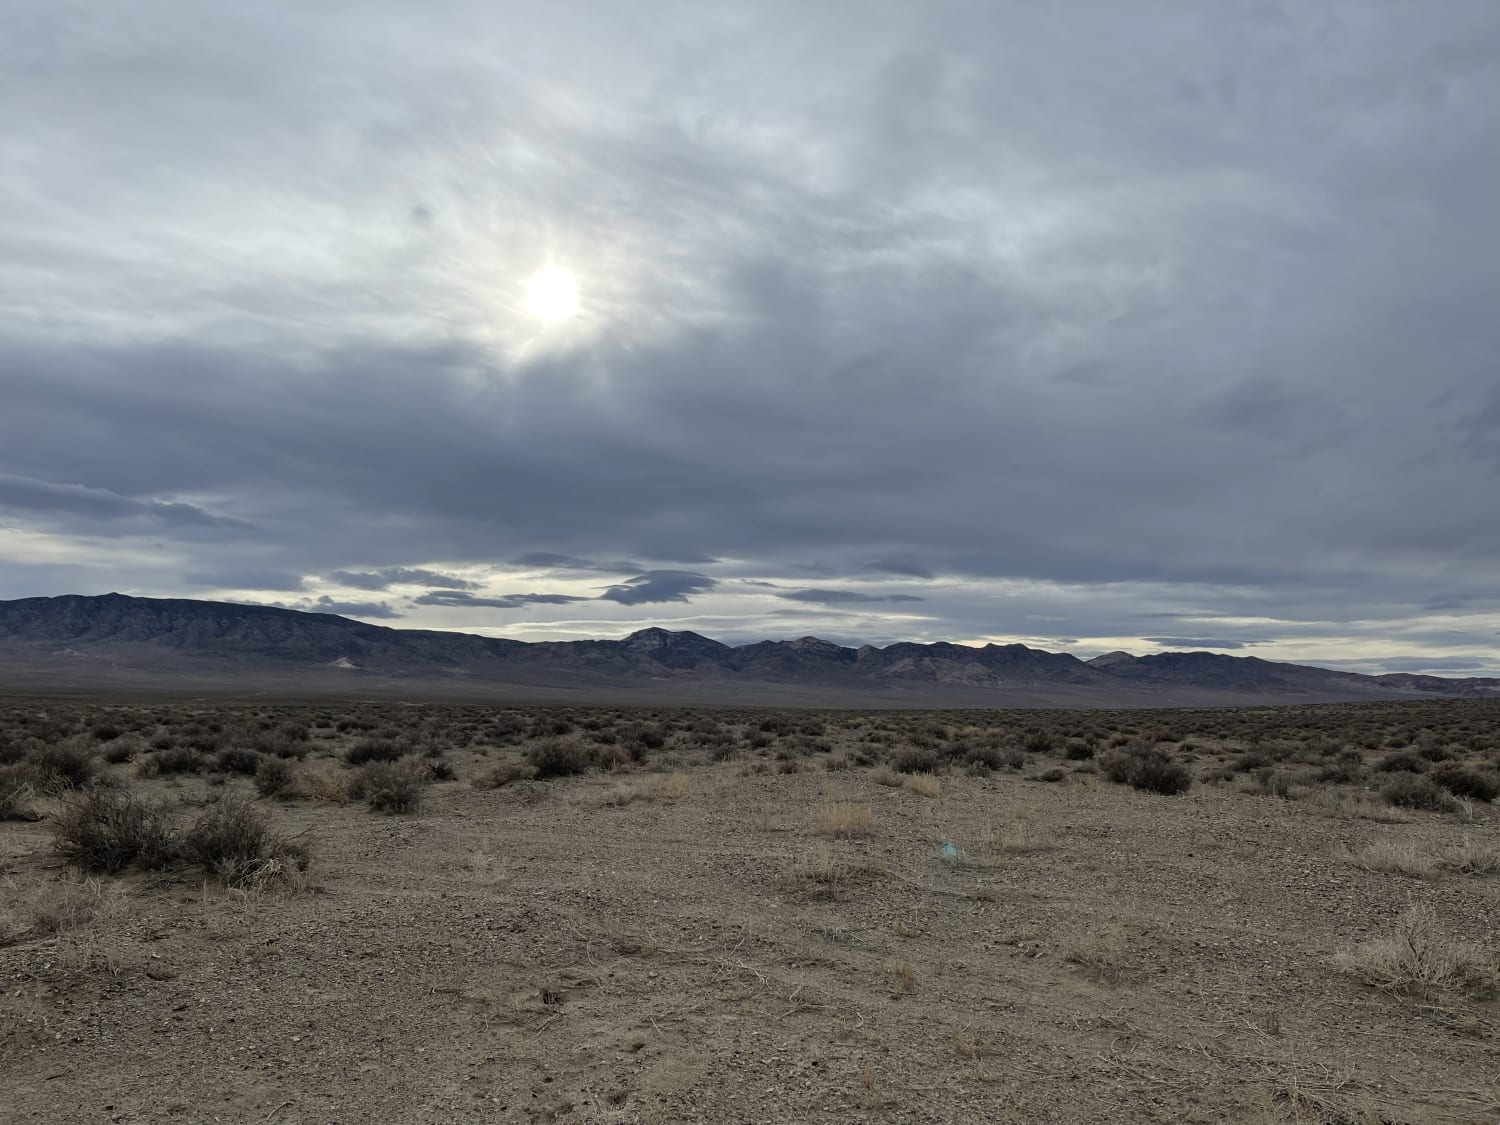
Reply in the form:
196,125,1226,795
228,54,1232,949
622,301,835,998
0,473,250,534
1,2,1499,673
263,596,402,619
779,589,926,606
598,571,719,606
513,553,646,575
1143,638,1262,652
413,590,586,609
330,567,478,591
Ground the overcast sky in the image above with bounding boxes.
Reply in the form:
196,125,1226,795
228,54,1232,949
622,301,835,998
3,1,1499,673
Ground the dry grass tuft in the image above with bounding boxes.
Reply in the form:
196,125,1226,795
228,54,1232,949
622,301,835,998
1340,840,1436,879
887,961,915,998
983,817,1055,854
296,765,354,803
1334,905,1497,999
812,801,876,839
1436,836,1500,876
869,765,903,788
603,772,691,806
1305,789,1410,823
902,774,942,798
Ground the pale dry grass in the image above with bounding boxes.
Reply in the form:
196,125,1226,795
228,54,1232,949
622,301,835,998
1340,840,1436,878
1436,835,1500,876
1305,789,1410,823
600,772,691,806
1334,905,1497,999
983,816,1054,854
887,961,915,998
295,765,353,803
1341,836,1500,879
812,801,876,839
902,774,942,798
869,765,903,788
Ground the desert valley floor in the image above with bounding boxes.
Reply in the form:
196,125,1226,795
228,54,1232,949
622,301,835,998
2,698,1498,1123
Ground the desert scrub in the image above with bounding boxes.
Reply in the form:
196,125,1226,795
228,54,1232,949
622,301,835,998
812,801,876,838
27,739,102,792
355,759,428,813
254,755,294,797
1097,742,1192,795
527,737,590,779
1,764,38,821
1428,762,1499,802
1378,773,1458,813
344,738,405,765
52,789,180,874
184,797,308,887
1335,905,1496,999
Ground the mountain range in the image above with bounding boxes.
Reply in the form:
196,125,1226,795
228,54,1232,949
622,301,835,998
0,593,1496,707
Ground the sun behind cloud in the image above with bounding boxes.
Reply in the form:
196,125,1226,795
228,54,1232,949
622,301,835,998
522,266,580,322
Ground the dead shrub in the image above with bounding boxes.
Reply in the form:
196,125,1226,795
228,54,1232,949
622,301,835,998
1334,905,1496,998
52,789,180,874
183,797,307,887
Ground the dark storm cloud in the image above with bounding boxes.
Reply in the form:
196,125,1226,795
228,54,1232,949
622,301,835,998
598,571,718,606
779,589,925,606
413,590,585,609
330,567,478,591
2,2,1499,659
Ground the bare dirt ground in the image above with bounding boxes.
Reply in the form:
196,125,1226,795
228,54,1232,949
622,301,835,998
2,700,1498,1123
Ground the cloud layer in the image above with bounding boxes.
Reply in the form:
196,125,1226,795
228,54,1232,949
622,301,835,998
2,2,1498,674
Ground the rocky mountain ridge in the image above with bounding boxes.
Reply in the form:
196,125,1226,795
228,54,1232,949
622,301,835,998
1,593,1495,706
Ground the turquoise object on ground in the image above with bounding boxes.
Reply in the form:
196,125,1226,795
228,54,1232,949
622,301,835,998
940,840,960,859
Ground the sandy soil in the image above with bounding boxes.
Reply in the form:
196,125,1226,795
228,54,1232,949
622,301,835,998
4,742,1498,1125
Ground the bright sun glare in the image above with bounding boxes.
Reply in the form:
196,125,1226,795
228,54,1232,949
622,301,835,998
522,266,580,322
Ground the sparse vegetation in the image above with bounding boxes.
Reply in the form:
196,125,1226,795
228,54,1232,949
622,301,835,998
4,694,1500,1123
812,801,876,838
1334,905,1496,999
1097,742,1192,795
